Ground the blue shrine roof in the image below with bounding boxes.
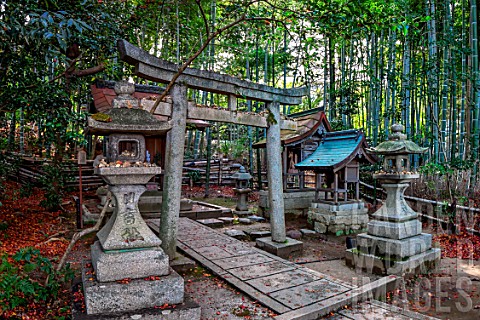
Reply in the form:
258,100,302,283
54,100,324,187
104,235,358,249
295,129,375,171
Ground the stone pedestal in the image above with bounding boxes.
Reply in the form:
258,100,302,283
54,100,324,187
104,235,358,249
308,201,368,235
82,261,185,315
256,236,303,258
233,190,251,216
346,181,441,275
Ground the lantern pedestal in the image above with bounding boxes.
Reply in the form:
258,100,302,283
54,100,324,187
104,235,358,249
346,124,440,275
346,178,440,275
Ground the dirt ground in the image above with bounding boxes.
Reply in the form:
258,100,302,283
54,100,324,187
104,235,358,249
67,188,480,320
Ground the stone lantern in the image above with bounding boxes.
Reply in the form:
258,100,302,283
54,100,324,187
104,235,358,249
81,81,196,317
345,124,441,275
231,165,252,216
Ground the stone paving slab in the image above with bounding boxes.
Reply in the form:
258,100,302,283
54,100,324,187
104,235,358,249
228,261,295,281
270,279,350,309
246,268,323,294
147,218,439,319
212,252,274,270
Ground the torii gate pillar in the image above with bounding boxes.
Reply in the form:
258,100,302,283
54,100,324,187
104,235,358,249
266,102,286,242
160,83,188,259
256,102,303,258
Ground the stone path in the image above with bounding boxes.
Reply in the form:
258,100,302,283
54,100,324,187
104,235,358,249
148,218,438,320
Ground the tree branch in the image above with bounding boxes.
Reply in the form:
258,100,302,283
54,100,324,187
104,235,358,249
195,0,210,38
150,13,248,114
56,194,111,272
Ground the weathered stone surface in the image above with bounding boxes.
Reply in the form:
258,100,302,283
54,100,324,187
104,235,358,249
108,133,145,163
269,279,350,309
238,217,253,225
258,190,316,214
197,218,224,228
212,253,273,270
246,230,271,239
138,190,163,216
356,233,433,259
228,261,295,281
246,215,266,222
96,184,162,251
256,236,303,258
82,264,184,315
245,268,322,294
386,248,441,275
160,84,188,259
300,229,317,238
266,102,286,243
224,229,248,240
329,224,346,234
95,167,162,186
73,299,200,320
218,217,235,224
88,108,172,136
370,183,419,222
308,201,369,235
313,222,327,234
118,39,307,106
367,219,422,240
170,253,196,274
180,199,193,211
286,229,302,240
91,241,170,282
346,248,441,276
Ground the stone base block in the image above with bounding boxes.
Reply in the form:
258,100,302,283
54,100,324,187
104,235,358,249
345,248,441,275
256,237,303,258
91,241,170,282
310,201,366,211
233,210,251,217
74,292,199,320
259,190,316,216
367,219,422,240
309,202,369,235
356,233,432,259
138,190,163,214
170,253,196,274
197,218,224,228
82,262,184,315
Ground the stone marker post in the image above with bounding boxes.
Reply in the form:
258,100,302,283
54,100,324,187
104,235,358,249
266,102,286,242
160,83,188,259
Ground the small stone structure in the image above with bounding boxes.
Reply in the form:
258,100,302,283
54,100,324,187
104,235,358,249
231,165,252,216
346,124,441,275
295,130,376,235
81,81,200,318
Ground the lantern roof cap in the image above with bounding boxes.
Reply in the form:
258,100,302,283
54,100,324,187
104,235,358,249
367,124,428,155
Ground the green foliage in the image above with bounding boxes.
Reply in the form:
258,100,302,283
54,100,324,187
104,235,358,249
187,170,201,185
38,162,74,211
0,247,74,312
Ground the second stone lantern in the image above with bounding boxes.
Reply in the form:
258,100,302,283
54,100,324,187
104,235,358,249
231,165,253,216
346,124,441,275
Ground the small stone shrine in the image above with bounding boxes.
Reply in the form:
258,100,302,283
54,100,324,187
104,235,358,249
231,165,252,216
295,130,376,235
81,81,200,318
345,124,441,275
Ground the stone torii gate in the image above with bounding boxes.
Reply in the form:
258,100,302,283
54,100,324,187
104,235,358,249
118,39,307,259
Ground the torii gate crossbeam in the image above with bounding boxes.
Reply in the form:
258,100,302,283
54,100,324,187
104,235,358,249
117,40,307,259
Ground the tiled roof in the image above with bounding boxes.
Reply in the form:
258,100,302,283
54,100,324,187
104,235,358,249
295,130,375,170
253,108,331,148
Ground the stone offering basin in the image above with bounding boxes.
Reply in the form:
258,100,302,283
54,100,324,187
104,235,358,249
95,167,162,185
373,173,419,183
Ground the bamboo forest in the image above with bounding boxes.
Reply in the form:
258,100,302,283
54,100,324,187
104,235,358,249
2,1,480,319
